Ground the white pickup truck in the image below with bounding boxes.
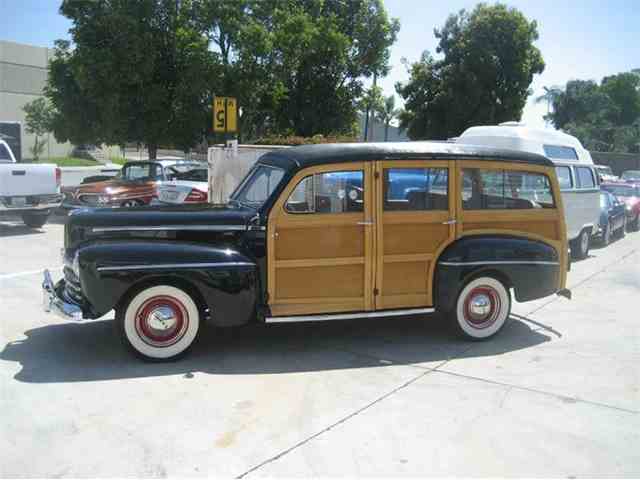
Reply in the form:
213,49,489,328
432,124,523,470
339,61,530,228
0,139,62,228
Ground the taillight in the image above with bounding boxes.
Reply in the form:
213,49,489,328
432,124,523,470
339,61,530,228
184,188,207,203
55,168,61,187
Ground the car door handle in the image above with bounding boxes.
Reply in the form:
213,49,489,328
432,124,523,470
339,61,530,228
442,219,457,225
357,221,373,226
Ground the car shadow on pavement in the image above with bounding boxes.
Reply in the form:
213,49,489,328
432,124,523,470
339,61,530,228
1,314,553,384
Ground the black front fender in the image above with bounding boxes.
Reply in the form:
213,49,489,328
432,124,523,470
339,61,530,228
434,235,561,313
77,241,258,326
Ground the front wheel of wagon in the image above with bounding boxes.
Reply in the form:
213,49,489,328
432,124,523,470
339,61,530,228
116,285,201,361
450,276,511,340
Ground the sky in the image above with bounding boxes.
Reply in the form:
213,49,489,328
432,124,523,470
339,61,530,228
2,0,639,130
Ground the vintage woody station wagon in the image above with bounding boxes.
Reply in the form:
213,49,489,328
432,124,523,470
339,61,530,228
43,143,570,361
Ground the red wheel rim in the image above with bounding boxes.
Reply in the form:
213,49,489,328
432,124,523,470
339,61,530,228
135,295,189,347
463,286,500,329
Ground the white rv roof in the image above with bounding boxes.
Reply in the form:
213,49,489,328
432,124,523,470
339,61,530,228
460,125,585,149
456,123,592,165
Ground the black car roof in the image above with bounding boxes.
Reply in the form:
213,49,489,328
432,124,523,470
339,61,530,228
258,142,554,172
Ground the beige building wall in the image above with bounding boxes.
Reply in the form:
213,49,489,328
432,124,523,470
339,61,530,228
0,40,73,161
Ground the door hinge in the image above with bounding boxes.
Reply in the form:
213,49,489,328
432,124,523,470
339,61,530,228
374,171,380,179
373,288,379,296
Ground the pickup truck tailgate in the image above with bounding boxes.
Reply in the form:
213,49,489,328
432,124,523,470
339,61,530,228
0,163,59,196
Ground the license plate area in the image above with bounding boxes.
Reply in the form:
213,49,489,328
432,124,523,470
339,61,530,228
160,191,179,201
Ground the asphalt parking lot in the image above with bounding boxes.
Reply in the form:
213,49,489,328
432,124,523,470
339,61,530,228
1,212,639,477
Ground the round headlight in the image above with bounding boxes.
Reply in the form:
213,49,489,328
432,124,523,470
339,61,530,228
625,204,632,211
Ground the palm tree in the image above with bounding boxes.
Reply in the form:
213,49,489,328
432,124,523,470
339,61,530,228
535,86,563,125
376,95,401,142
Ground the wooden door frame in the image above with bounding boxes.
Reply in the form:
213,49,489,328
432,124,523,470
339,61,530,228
373,159,458,308
267,162,375,316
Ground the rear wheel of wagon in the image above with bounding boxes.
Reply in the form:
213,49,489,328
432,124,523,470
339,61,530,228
450,276,511,340
116,285,201,361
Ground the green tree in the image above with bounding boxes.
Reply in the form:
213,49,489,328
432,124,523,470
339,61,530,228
359,84,384,140
396,3,544,140
548,73,640,153
46,0,219,158
199,0,399,140
22,98,54,161
376,95,401,141
535,85,563,123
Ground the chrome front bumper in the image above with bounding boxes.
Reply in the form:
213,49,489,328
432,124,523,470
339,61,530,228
42,269,84,321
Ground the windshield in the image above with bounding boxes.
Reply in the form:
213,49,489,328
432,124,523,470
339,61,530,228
602,184,640,197
231,164,285,207
622,170,640,180
0,143,13,163
120,162,163,181
596,166,613,175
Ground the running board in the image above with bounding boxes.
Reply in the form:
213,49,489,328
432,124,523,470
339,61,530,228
266,307,435,323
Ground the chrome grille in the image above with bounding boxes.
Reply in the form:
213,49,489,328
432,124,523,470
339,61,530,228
78,194,101,206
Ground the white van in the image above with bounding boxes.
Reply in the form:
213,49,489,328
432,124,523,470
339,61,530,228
455,123,600,259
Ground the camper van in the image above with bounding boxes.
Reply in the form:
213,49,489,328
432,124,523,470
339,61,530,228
455,123,600,259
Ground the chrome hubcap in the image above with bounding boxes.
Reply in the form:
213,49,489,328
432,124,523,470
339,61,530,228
469,293,491,317
463,286,501,329
135,295,189,347
147,306,178,331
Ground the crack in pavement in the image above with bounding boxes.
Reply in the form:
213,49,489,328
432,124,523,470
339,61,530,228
235,368,433,479
432,369,639,415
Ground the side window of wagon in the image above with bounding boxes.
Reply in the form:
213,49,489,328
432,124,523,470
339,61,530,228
462,168,555,209
555,166,573,190
575,166,596,189
383,168,448,211
285,171,364,214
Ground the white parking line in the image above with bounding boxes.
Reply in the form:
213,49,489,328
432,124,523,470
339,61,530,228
0,266,62,280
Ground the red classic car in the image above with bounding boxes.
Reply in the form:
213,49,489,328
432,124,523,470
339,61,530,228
62,160,204,208
601,182,640,231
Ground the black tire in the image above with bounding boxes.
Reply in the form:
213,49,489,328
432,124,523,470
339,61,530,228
448,276,511,340
619,218,626,238
602,222,611,246
571,229,590,260
21,211,50,228
632,214,640,232
116,284,201,362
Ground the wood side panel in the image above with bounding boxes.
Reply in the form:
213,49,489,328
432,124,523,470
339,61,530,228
375,160,456,309
268,162,373,316
275,225,364,260
276,264,364,299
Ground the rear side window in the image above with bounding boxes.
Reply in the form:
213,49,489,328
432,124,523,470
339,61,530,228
383,168,448,211
543,145,578,160
285,171,364,214
576,167,596,189
462,169,555,209
0,143,12,162
555,166,573,189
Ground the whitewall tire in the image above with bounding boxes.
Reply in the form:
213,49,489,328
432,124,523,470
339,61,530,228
452,276,511,340
118,285,200,361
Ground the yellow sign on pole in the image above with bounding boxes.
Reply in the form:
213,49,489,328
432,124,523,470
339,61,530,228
213,96,238,134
